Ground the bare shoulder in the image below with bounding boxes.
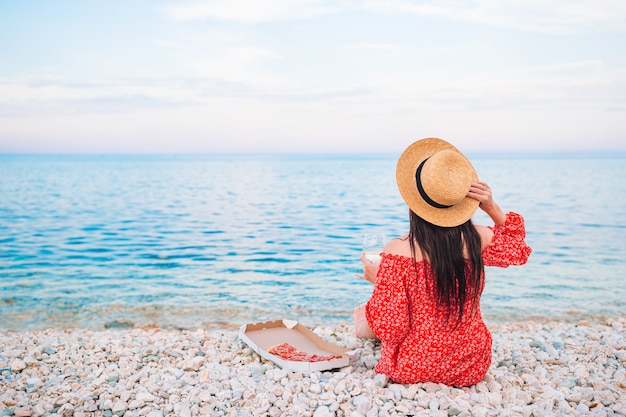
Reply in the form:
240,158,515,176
474,225,494,250
383,235,414,258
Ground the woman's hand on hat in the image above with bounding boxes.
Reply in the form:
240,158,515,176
468,181,506,225
468,181,493,206
355,252,379,284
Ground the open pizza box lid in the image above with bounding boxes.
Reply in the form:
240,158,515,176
238,319,352,372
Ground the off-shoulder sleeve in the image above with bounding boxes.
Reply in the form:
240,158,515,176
365,254,410,344
482,212,532,267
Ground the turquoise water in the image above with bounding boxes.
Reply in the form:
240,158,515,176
1,153,625,331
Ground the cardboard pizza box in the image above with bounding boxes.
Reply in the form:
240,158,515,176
238,319,352,372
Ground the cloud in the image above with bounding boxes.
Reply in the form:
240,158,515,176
0,78,200,117
523,60,604,74
0,75,372,118
360,0,626,33
342,42,403,51
162,0,340,23
156,40,192,50
162,0,626,32
226,47,280,62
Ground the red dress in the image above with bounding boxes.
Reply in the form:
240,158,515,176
365,212,532,386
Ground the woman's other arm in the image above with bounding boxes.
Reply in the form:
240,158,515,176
355,252,380,284
468,181,532,266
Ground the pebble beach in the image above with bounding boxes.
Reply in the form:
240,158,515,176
1,317,625,417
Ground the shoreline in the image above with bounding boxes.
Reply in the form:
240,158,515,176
0,308,618,334
1,316,625,417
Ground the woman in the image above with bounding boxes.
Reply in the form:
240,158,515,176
354,137,531,386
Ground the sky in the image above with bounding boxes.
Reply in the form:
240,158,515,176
1,0,625,154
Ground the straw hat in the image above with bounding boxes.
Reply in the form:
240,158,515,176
396,138,479,227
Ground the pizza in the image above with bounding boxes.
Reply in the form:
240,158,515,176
267,342,344,362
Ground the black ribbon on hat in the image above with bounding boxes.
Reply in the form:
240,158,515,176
415,158,452,209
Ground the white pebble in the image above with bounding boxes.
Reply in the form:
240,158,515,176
136,392,157,402
10,359,27,371
309,383,322,394
128,399,145,409
111,400,126,414
313,405,333,417
372,374,388,387
388,384,402,400
429,399,440,410
353,395,370,415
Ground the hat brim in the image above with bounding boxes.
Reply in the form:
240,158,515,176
396,138,479,227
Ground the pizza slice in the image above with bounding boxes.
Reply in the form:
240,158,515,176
267,342,345,362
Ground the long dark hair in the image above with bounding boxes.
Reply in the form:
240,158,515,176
408,210,484,326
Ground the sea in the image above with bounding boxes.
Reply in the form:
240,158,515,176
1,153,625,332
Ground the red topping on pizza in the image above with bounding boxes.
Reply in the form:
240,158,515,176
267,342,344,362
